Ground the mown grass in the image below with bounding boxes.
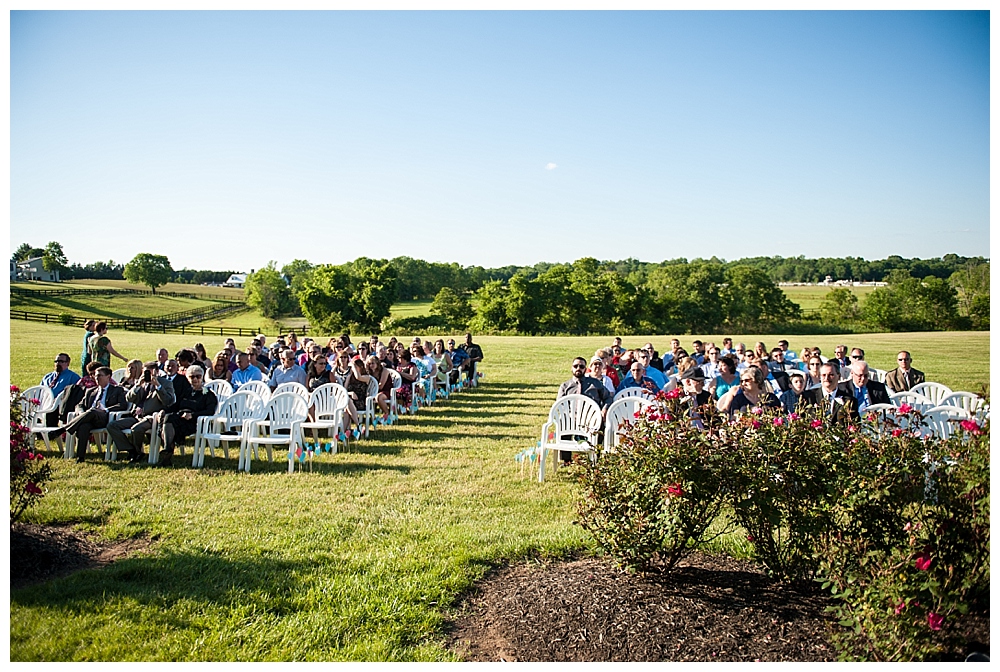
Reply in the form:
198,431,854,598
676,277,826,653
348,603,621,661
11,293,224,320
781,284,876,312
9,322,989,661
14,279,246,299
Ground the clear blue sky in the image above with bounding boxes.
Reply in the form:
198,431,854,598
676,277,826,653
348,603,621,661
10,10,990,272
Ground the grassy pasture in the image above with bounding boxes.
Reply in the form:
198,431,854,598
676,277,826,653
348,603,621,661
11,292,222,320
14,279,246,300
9,323,989,661
780,284,876,312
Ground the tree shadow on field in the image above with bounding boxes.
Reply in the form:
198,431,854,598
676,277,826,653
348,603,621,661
11,546,306,621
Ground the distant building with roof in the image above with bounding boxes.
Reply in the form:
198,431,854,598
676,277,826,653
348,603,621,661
17,257,60,282
223,273,248,288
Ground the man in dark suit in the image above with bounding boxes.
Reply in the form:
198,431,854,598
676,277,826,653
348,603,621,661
163,359,192,411
107,361,176,463
837,360,890,421
48,366,129,462
802,363,856,424
884,351,926,393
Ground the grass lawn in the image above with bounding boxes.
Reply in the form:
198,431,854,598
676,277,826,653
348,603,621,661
14,279,246,300
9,323,989,661
781,284,876,313
11,293,225,321
187,310,309,333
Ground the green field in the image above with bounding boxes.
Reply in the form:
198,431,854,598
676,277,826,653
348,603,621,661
9,322,989,661
11,292,224,320
14,279,246,300
780,284,876,312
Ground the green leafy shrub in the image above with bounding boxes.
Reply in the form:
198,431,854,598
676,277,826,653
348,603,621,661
10,385,53,524
575,389,733,573
817,408,990,661
58,313,75,326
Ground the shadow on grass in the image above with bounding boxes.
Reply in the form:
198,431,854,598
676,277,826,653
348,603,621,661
11,546,305,616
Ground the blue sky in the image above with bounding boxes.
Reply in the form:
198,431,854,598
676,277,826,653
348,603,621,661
10,10,990,272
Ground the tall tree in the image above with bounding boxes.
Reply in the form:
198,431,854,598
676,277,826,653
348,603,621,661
42,241,68,276
430,287,472,329
123,253,173,294
12,243,44,263
298,259,397,334
245,262,296,319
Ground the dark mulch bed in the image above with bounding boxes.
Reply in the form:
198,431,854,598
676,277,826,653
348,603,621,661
447,552,990,662
10,523,153,591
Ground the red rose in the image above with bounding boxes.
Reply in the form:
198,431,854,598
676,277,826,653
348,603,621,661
927,612,944,631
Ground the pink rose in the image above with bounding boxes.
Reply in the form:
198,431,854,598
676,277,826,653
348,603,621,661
751,407,764,416
746,534,755,542
665,388,680,399
960,419,982,435
633,411,642,419
666,483,683,498
897,403,914,415
927,612,944,631
750,419,761,429
24,482,42,495
772,417,784,426
847,425,858,433
810,419,823,429
914,552,932,571
894,600,906,615
788,413,799,421
891,428,903,437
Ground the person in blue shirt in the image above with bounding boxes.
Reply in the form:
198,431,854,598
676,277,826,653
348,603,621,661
633,350,666,390
231,352,264,390
615,362,659,395
41,352,82,426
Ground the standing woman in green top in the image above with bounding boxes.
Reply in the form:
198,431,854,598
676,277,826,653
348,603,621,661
80,319,97,376
87,321,128,368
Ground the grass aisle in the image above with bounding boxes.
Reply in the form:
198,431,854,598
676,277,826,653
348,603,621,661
10,356,587,661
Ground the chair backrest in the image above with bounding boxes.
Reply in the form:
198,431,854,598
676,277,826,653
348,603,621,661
204,379,234,404
547,394,603,443
910,382,951,406
308,383,348,419
923,405,970,439
605,397,655,450
869,368,887,384
613,386,654,403
264,392,309,431
387,368,402,390
111,368,127,384
273,381,310,401
937,391,986,418
21,385,55,414
217,390,266,428
889,390,933,412
240,380,271,401
366,376,379,398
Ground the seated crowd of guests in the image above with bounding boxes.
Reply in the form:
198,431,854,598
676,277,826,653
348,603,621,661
559,337,927,450
39,330,485,467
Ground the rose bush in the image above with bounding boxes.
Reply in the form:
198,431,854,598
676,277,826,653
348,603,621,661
10,385,53,524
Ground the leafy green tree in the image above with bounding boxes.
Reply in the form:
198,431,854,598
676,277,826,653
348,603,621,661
281,259,315,297
298,259,397,334
861,270,960,331
12,243,44,263
430,286,471,329
720,265,799,332
469,280,513,332
950,261,989,329
245,261,296,319
41,241,68,276
123,253,173,294
818,287,860,325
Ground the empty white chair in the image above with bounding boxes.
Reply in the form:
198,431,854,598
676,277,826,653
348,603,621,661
239,392,309,473
937,391,988,420
20,386,60,452
869,368,887,384
889,391,934,413
111,368,127,384
910,382,952,407
922,405,970,439
273,381,310,401
238,380,271,401
204,379,234,405
300,383,349,454
604,396,655,451
386,369,402,420
614,387,655,403
538,394,603,482
192,391,265,467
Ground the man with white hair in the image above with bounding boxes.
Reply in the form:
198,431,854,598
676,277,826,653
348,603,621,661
837,359,890,419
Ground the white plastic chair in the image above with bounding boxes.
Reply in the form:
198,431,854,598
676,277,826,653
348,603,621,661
357,377,380,435
273,381,310,402
889,391,934,413
386,369,402,420
869,368,887,384
910,382,952,407
62,406,134,461
604,396,655,451
192,390,265,467
239,380,271,402
239,392,309,473
613,386,655,403
922,405,970,439
300,383,348,454
937,391,988,420
204,379,234,405
20,386,61,452
111,368,127,384
538,394,603,482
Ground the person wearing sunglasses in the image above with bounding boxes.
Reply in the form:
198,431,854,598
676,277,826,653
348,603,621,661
885,351,925,393
39,353,82,427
